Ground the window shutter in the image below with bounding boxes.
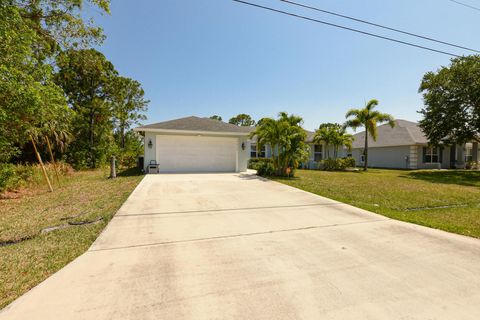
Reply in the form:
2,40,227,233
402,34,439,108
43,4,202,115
439,148,443,163
422,147,427,163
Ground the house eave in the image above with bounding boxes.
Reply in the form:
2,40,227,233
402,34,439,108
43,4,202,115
133,127,250,137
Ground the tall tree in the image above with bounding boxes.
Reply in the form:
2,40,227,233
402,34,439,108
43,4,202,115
250,112,308,176
345,100,395,171
229,114,256,127
210,115,222,121
419,55,480,145
313,123,341,159
332,126,353,158
109,76,149,149
0,4,69,162
55,49,117,168
314,123,353,159
12,0,110,57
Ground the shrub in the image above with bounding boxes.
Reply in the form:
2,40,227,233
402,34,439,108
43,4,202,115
321,157,356,171
343,156,356,168
0,163,18,192
466,161,480,170
256,161,275,176
248,158,275,176
248,158,273,169
0,162,73,193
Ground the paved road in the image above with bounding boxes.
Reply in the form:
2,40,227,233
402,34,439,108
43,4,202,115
2,173,480,319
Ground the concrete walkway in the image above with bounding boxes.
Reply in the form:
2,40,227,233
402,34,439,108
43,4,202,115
2,172,480,319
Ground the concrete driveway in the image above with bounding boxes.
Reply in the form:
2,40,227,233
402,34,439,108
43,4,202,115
2,173,480,319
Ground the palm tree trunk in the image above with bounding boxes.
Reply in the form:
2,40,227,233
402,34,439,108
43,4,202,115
364,129,368,171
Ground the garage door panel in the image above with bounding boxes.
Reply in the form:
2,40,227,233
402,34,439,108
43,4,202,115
156,135,237,172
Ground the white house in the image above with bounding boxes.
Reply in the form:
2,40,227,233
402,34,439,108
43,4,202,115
134,116,251,173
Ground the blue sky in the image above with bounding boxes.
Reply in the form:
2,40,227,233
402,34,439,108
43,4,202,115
88,0,479,131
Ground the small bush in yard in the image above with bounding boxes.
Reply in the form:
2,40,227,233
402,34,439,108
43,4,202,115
0,162,74,193
0,164,20,192
343,156,356,168
248,158,275,176
248,158,273,168
322,157,356,171
256,161,275,176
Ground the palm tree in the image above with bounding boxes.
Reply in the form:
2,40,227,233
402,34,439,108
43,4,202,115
313,126,332,159
332,126,353,158
250,112,308,176
345,99,395,171
314,123,349,159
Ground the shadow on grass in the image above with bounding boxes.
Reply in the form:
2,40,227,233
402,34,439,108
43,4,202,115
406,170,480,187
117,167,144,177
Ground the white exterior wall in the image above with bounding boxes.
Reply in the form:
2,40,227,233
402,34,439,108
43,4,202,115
237,136,249,172
144,131,157,169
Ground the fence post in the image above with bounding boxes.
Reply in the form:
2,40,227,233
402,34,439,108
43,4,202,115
110,155,117,179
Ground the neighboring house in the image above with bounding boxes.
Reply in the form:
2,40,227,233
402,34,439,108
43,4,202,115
249,130,346,169
134,116,251,173
350,119,479,169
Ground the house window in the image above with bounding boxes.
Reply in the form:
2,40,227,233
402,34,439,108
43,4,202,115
314,144,323,161
250,143,266,158
465,147,473,162
423,147,439,163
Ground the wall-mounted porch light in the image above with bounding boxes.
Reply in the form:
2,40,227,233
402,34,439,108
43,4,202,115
148,139,153,149
241,142,245,150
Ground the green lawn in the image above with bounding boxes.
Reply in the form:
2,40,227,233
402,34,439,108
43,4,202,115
0,168,143,309
273,169,480,238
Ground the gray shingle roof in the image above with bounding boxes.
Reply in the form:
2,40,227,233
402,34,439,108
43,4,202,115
352,119,428,148
135,116,253,134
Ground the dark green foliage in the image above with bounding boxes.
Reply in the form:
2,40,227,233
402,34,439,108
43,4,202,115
419,55,480,145
250,112,309,177
210,115,223,121
0,164,21,192
1,1,147,171
112,131,144,168
322,157,356,171
0,163,34,192
0,4,70,162
229,114,256,126
314,123,353,159
109,76,149,149
248,158,274,168
248,158,275,176
343,156,356,168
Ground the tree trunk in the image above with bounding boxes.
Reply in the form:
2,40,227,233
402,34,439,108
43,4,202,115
120,124,125,149
364,129,368,171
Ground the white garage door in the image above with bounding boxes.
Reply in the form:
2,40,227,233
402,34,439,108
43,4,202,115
156,135,238,172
